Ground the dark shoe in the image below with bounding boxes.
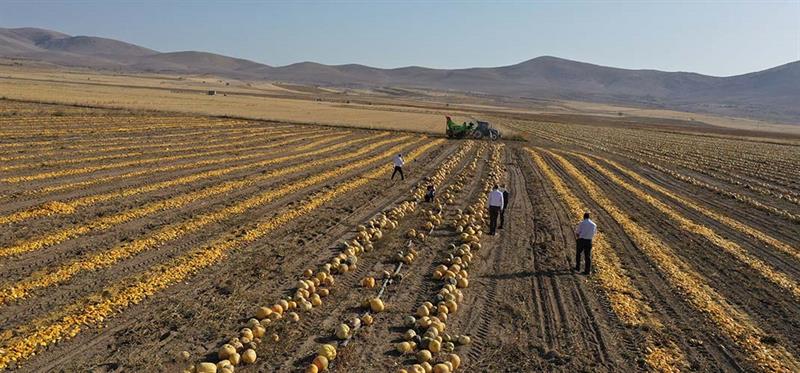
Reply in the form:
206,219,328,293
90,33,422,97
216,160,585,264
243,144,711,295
498,225,503,229
583,271,591,276
574,267,581,272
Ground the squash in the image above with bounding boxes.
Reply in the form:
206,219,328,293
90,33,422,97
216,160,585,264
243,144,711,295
240,328,254,340
429,339,442,353
416,305,430,317
242,349,257,364
319,344,337,361
177,350,190,361
369,297,385,313
447,354,461,370
288,312,300,322
361,276,376,288
396,341,413,354
306,364,319,373
229,352,241,366
417,349,432,363
361,314,374,326
253,325,266,338
218,344,236,360
313,355,329,371
270,333,280,342
271,304,284,315
404,329,417,340
335,323,351,340
197,362,217,373
457,335,471,345
255,306,272,320
410,365,425,373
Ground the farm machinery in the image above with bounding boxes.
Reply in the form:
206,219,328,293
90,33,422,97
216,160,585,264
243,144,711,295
446,116,501,140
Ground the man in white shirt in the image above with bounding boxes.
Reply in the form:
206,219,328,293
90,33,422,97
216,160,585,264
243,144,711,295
391,153,405,180
498,184,510,229
487,185,504,235
574,212,597,275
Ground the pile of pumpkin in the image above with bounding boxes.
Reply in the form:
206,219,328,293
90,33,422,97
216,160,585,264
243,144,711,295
186,143,476,372
393,145,504,373
305,144,482,372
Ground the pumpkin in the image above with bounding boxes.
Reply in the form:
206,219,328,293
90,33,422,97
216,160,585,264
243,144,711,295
361,314,374,326
229,352,241,366
270,333,280,342
177,350,190,361
429,339,442,353
404,329,417,340
242,349,257,364
419,362,433,373
288,312,300,322
218,344,236,360
417,349,432,363
313,355,329,370
361,277,376,288
253,325,266,338
306,365,319,373
416,305,430,317
319,344,337,361
197,362,218,373
271,304,284,315
447,354,461,370
369,297,385,312
335,323,351,340
255,306,272,320
457,335,471,345
241,328,254,340
433,363,451,373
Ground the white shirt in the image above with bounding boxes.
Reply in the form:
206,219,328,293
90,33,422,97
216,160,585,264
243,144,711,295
393,155,404,167
487,189,504,208
575,219,597,240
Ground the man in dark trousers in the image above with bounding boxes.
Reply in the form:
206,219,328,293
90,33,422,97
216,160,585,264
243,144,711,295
574,212,597,275
498,184,509,229
487,185,504,235
391,153,404,180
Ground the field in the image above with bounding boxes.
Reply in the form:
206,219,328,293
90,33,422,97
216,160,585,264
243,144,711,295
0,99,799,373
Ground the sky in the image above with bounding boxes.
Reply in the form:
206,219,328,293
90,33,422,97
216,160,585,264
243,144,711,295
1,1,798,77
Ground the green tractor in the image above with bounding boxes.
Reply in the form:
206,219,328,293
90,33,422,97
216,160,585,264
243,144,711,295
446,116,501,140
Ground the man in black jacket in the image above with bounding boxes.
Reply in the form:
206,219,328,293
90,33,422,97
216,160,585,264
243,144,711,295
498,184,509,229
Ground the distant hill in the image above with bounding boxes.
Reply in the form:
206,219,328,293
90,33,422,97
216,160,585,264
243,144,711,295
1,27,798,123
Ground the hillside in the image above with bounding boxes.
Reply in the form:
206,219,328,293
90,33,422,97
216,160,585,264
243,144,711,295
1,27,798,123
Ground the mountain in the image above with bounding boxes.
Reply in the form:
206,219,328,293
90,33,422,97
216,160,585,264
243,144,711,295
1,27,798,123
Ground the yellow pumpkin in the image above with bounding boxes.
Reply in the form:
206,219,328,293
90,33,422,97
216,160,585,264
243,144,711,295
242,349,257,364
313,355,329,370
319,344,337,361
218,344,236,360
417,349,432,363
197,362,217,373
369,297,385,312
255,306,272,320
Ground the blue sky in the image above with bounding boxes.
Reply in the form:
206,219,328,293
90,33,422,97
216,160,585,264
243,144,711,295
1,1,798,76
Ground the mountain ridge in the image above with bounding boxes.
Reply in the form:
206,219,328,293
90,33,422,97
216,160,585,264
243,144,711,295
1,27,798,123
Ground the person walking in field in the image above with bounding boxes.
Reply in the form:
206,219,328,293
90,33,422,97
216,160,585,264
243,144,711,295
498,184,510,229
391,153,405,180
424,183,436,202
574,212,597,275
487,185,504,235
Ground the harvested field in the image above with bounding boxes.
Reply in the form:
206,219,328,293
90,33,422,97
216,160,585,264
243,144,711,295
1,101,798,373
